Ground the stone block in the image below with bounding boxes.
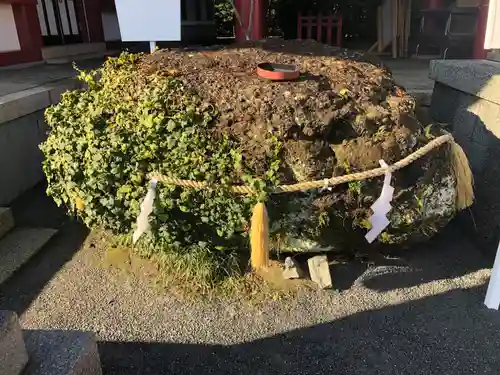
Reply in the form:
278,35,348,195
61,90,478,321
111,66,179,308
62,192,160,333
0,98,19,125
15,87,51,118
282,256,304,279
430,59,500,105
408,89,432,107
472,118,499,147
0,311,29,375
0,207,14,240
308,255,332,289
450,92,478,139
0,228,57,284
430,82,461,124
471,99,500,142
0,87,51,124
0,110,47,205
457,138,488,175
24,330,102,375
430,60,500,257
47,79,80,105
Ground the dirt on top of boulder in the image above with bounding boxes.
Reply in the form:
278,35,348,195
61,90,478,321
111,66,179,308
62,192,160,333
135,39,455,249
138,39,418,182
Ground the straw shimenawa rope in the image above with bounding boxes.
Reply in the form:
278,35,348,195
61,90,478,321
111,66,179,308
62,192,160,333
149,133,474,270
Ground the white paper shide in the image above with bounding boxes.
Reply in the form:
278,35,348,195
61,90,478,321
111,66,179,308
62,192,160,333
365,160,394,244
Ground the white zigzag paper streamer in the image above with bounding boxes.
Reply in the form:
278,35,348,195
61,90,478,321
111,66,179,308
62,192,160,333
365,160,394,243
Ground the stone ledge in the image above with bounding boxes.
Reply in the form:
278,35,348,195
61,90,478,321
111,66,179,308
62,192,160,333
0,79,80,125
429,59,500,105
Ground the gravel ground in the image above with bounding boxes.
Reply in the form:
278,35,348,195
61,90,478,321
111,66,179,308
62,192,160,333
1,187,499,375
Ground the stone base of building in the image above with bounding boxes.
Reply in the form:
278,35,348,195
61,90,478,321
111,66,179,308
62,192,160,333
430,59,500,258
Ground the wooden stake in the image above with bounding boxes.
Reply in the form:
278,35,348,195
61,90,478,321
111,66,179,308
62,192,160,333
250,202,269,269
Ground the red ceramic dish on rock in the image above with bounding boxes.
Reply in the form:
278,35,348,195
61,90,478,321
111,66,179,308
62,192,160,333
257,62,300,81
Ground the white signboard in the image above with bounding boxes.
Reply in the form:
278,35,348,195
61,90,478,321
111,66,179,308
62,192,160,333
115,0,181,42
485,0,500,49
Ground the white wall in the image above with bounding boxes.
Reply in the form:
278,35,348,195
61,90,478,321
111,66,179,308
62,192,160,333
485,0,500,49
0,4,20,52
101,11,121,41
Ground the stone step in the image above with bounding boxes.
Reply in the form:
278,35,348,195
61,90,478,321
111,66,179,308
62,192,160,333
0,207,14,240
0,228,57,285
0,311,29,375
41,42,107,60
23,330,102,375
45,50,120,65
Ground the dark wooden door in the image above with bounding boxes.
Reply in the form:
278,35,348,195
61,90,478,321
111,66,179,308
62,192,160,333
36,0,82,45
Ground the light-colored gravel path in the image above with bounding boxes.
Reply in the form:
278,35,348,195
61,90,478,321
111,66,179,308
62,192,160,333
2,220,498,374
0,189,498,375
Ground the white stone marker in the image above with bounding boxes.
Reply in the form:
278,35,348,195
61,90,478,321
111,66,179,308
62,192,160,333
485,240,500,309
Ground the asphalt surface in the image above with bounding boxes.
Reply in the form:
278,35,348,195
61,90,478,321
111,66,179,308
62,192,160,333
0,186,499,375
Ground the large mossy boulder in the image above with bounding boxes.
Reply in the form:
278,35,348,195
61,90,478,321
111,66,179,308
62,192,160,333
41,40,457,259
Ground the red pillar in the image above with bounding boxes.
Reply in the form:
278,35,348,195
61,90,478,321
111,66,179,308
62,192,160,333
234,0,267,41
473,0,489,59
75,0,105,43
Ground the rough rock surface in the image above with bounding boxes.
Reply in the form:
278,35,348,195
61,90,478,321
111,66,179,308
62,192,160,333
139,40,456,252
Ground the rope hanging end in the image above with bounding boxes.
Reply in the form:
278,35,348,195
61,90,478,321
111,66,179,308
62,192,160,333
450,139,474,210
250,202,269,270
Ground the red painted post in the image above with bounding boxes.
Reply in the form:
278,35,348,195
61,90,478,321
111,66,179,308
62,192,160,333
234,0,267,41
473,0,489,59
317,13,322,42
306,16,312,39
336,15,343,47
326,15,333,45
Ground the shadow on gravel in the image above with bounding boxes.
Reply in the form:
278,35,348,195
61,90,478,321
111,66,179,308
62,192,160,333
359,222,489,293
0,183,89,315
98,284,500,375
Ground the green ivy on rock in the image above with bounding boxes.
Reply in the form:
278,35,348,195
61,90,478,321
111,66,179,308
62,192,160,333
41,53,277,262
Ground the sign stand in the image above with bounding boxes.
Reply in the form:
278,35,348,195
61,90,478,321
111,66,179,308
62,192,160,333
485,240,500,309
